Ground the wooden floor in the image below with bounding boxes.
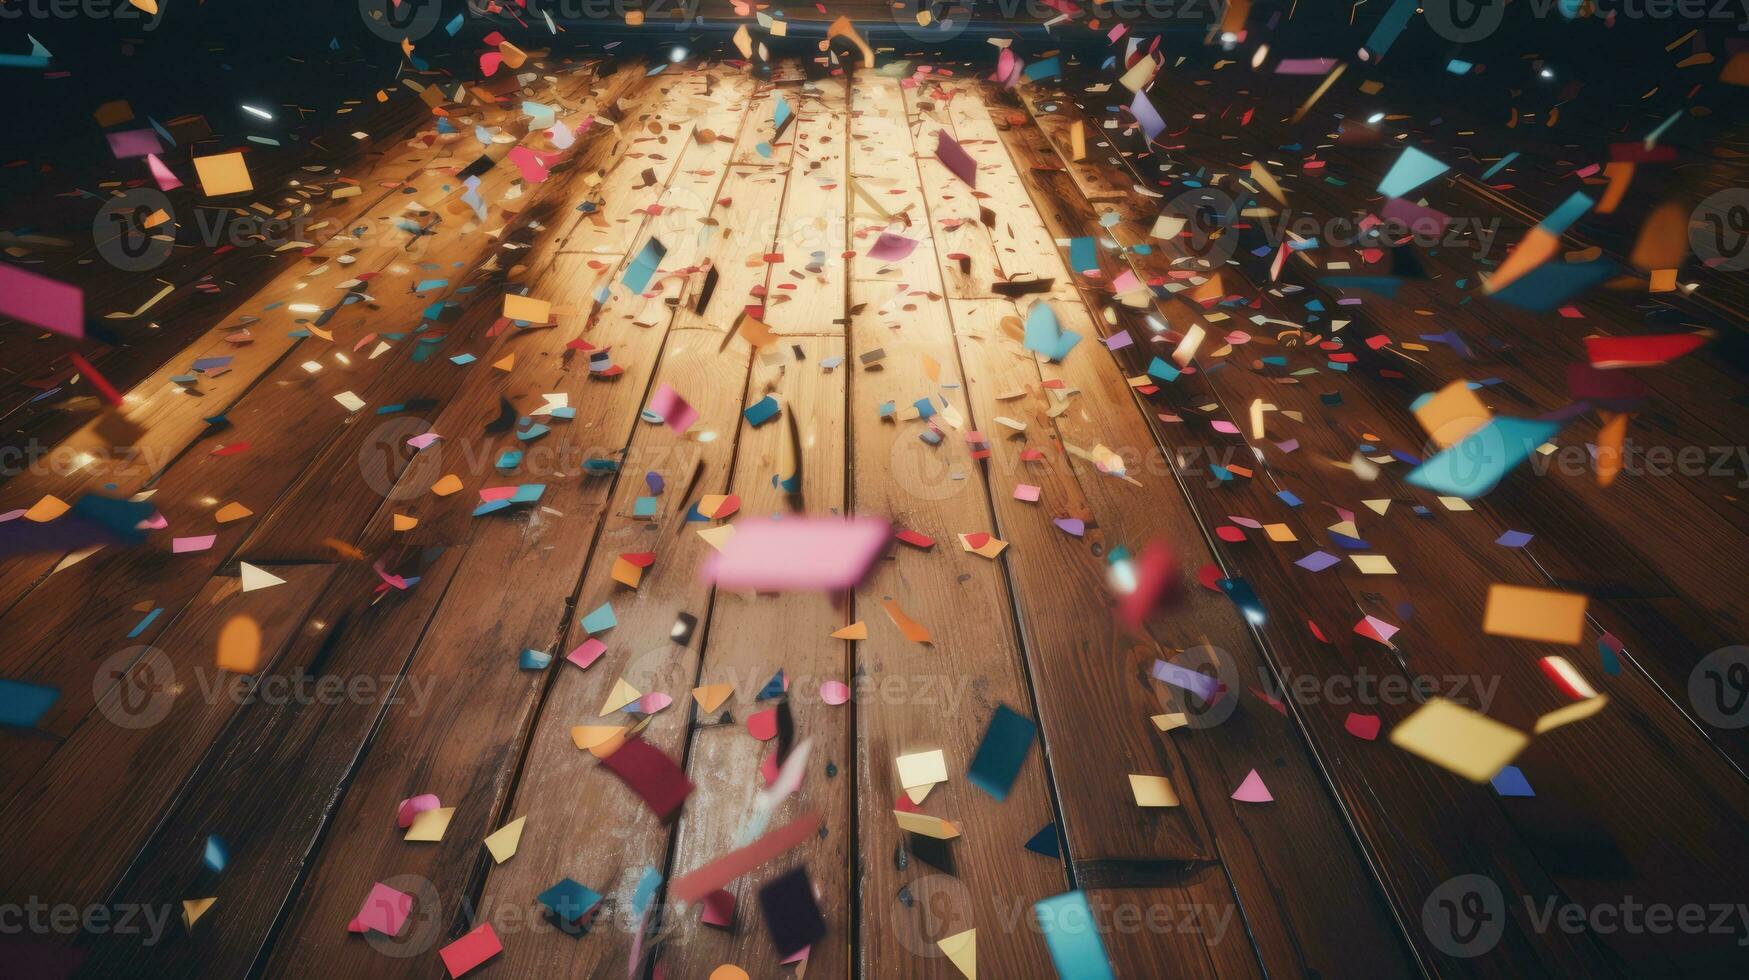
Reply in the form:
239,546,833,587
3,52,1749,979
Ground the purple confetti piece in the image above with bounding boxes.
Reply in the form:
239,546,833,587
1152,659,1223,702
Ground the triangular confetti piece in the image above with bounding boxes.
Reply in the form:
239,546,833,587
601,677,642,715
830,622,868,640
182,897,216,930
692,683,734,713
895,810,961,839
483,816,525,864
938,928,976,979
238,562,286,593
1231,769,1273,803
492,354,515,372
1024,824,1060,858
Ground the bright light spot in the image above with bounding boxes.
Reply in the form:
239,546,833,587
1367,112,1386,124
241,104,274,121
668,46,687,63
1540,68,1554,79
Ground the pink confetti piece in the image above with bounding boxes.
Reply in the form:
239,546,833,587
567,638,607,670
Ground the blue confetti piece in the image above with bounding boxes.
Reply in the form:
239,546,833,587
127,608,163,638
743,395,781,427
0,679,59,728
1035,892,1115,980
1491,765,1535,797
204,835,229,873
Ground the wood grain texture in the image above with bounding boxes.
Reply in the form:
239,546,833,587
3,55,1747,980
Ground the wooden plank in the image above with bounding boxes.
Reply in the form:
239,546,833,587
846,73,1066,978
658,75,854,979
78,545,469,977
0,62,634,616
0,562,338,905
465,165,795,980
1005,80,1749,975
0,64,655,803
763,80,851,336
658,334,853,978
906,81,1257,977
0,91,436,448
554,70,734,256
1089,76,1749,768
67,65,731,980
0,69,666,914
909,73,1410,977
250,68,765,980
